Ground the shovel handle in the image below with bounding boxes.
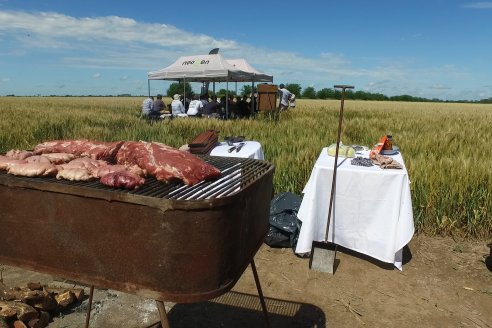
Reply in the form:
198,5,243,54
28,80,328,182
324,85,354,242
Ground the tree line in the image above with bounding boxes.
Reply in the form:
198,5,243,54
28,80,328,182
4,83,491,104
165,82,492,103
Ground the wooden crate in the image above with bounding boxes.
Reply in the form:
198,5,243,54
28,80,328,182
257,84,278,111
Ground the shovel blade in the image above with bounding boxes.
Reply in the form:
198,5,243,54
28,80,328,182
309,241,337,274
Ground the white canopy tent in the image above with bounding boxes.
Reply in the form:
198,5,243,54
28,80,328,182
226,58,273,83
147,54,273,118
148,54,273,83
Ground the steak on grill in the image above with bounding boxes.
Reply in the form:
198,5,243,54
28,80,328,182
116,141,221,186
100,171,145,189
34,140,124,161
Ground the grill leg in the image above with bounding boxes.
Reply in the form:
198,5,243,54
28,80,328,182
84,285,95,328
251,260,270,328
155,300,170,328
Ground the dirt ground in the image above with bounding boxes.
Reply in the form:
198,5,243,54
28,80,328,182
1,234,491,328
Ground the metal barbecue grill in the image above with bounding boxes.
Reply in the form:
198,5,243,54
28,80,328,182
0,155,275,327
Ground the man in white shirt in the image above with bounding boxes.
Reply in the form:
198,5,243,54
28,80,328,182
187,95,204,116
141,96,155,116
278,84,293,111
171,94,186,115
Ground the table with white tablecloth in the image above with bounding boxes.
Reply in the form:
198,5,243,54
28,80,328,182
295,148,414,270
210,141,264,160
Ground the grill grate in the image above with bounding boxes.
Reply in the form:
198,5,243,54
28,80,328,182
0,155,273,200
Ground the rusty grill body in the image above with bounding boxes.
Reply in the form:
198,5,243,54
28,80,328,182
0,156,275,303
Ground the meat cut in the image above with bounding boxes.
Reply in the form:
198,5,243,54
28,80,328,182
0,156,28,170
8,163,57,177
3,139,222,188
100,171,145,189
116,141,221,186
91,164,145,179
34,140,124,161
56,168,94,181
38,152,76,164
5,149,33,160
56,157,109,172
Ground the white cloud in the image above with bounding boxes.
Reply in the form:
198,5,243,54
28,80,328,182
462,2,492,9
428,84,451,90
0,10,483,100
1,77,10,82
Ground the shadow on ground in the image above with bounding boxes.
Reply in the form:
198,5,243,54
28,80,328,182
149,291,326,328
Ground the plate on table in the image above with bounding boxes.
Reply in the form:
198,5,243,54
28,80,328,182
380,146,399,155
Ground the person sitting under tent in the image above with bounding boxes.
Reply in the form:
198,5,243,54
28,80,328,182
171,94,186,115
202,95,220,118
236,96,250,118
187,95,204,117
142,96,161,118
153,94,167,113
200,94,209,107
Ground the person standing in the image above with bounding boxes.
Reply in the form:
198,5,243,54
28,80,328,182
278,84,292,111
289,94,296,108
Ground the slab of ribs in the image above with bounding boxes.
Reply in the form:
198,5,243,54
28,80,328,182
0,139,221,189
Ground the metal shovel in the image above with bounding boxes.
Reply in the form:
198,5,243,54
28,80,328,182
309,84,354,274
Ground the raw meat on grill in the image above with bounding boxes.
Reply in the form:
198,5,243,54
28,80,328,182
0,156,28,170
56,168,94,181
57,157,109,172
33,140,124,161
100,171,145,189
91,164,145,179
7,163,57,177
26,155,52,164
116,141,221,186
5,149,33,160
39,152,76,164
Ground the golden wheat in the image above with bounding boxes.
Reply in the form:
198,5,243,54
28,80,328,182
1,97,491,237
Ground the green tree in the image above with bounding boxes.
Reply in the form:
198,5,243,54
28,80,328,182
241,85,252,96
166,82,193,97
285,83,301,97
217,89,236,97
302,86,317,99
317,88,335,99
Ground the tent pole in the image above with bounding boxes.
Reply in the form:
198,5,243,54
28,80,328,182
183,78,186,109
252,77,255,117
147,80,150,97
226,76,229,120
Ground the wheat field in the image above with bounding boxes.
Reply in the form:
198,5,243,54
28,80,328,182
0,96,491,237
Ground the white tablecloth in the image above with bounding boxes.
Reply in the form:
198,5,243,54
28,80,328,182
295,148,414,270
210,141,264,160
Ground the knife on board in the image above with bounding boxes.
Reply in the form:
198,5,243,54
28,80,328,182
235,142,245,153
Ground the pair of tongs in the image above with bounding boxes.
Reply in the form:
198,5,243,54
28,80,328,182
228,142,245,153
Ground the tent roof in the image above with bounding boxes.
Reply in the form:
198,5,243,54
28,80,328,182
147,54,273,83
226,58,273,82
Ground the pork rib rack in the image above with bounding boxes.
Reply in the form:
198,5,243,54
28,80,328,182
116,141,221,186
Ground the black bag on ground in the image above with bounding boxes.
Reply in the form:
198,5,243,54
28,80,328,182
264,192,302,250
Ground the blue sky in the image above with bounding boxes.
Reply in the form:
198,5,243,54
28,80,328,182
0,0,491,100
